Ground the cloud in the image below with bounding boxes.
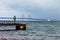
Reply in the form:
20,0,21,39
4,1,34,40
8,0,60,8
0,0,30,17
0,0,60,20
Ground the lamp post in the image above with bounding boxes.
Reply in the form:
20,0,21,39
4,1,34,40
13,16,16,24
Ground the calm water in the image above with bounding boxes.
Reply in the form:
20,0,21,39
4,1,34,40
0,21,60,40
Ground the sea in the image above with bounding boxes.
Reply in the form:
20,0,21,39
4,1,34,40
0,21,60,40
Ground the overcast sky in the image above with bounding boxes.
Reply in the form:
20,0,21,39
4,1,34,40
0,0,60,20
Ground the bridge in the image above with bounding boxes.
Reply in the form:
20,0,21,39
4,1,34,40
0,17,48,21
0,17,51,25
0,17,45,31
0,17,52,31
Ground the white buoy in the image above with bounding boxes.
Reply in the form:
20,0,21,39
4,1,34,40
48,19,51,21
